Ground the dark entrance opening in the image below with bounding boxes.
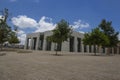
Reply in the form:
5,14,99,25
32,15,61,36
89,45,91,53
70,37,74,52
114,48,117,54
39,34,44,50
33,37,37,50
26,38,30,49
84,45,87,52
77,38,81,52
102,47,105,53
46,40,52,51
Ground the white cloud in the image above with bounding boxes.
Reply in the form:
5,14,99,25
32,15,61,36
0,15,2,23
0,15,2,19
11,15,38,29
17,30,25,35
18,34,26,45
12,15,56,32
0,15,4,20
72,20,90,29
0,15,5,23
78,31,85,34
35,16,56,32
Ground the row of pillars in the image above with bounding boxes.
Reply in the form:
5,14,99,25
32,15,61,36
25,37,39,50
24,36,120,54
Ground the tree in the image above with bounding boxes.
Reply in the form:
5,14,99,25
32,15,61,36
47,19,72,55
8,25,20,45
99,19,119,54
0,8,11,50
83,27,109,55
8,31,20,45
0,8,19,50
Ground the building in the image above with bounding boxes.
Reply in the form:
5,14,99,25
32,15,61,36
24,31,120,54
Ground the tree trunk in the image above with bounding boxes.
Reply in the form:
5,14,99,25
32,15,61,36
94,45,96,56
0,43,3,51
55,49,57,55
55,43,58,55
97,46,100,53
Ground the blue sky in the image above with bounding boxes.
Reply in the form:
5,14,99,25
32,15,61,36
0,0,120,44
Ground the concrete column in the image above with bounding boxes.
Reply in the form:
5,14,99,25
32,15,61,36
74,37,78,52
95,45,97,53
43,36,46,51
87,45,89,53
61,40,69,52
105,48,108,54
112,47,114,54
81,41,84,53
99,46,102,53
35,37,40,50
24,37,28,49
91,45,94,53
51,43,55,51
30,38,33,50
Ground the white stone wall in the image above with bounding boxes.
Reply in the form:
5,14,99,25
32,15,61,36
25,30,120,54
25,31,85,52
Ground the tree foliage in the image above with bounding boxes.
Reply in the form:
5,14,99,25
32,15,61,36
0,8,19,50
47,19,72,55
8,25,20,44
0,9,11,47
83,19,119,55
83,27,109,55
99,19,119,47
8,31,20,44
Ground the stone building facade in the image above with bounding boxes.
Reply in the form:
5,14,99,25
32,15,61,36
24,31,120,54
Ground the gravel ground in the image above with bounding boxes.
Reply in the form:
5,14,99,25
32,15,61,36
0,51,120,80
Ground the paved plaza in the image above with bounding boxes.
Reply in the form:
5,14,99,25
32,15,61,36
0,51,120,80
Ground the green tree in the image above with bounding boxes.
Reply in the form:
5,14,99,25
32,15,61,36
9,25,20,44
8,31,20,45
99,19,119,54
83,27,109,55
0,8,11,50
47,19,72,55
0,8,19,50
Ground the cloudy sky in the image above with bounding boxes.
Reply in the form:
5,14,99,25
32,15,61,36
0,0,120,44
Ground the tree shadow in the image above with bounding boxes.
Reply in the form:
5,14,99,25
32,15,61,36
51,54,63,56
0,53,6,56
